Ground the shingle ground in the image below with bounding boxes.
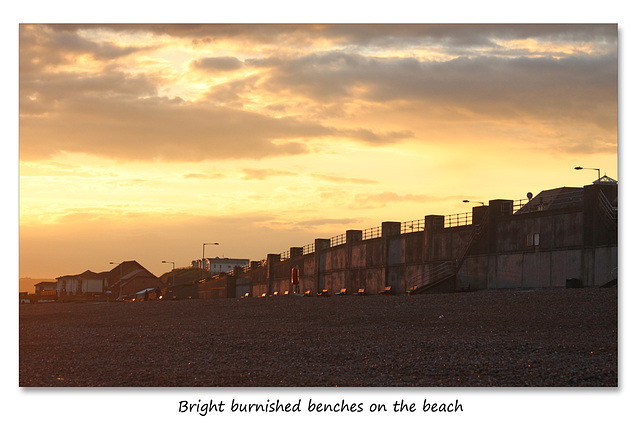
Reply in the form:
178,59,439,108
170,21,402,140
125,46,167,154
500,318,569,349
19,288,617,387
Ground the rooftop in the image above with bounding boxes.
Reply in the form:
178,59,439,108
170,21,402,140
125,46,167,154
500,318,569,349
516,187,584,213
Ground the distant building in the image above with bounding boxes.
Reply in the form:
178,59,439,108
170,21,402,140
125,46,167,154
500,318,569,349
34,281,57,297
105,261,163,298
55,261,162,298
56,270,108,296
191,257,249,274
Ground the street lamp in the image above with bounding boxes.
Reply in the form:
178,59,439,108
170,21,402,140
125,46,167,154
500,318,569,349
162,260,175,286
202,242,219,277
462,200,485,206
574,166,601,180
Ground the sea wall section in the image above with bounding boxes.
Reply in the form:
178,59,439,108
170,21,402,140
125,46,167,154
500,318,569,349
206,184,617,296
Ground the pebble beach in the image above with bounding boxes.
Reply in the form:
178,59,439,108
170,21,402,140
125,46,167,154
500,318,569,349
19,288,617,387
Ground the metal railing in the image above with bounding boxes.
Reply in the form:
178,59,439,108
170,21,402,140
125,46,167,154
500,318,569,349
401,219,425,234
228,193,558,275
456,210,489,266
330,234,346,247
302,243,315,255
598,190,617,227
407,261,457,291
444,212,473,228
512,199,529,214
408,210,490,293
362,226,382,240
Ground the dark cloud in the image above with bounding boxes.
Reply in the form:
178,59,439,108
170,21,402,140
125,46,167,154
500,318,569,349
19,87,415,161
50,24,616,51
257,50,617,139
314,24,617,50
20,24,417,161
19,24,617,161
191,56,244,72
19,96,319,161
341,128,415,146
256,52,367,101
20,25,152,74
20,61,417,161
20,70,160,115
204,75,260,107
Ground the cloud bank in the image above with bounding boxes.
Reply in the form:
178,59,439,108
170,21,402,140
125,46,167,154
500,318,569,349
20,24,617,163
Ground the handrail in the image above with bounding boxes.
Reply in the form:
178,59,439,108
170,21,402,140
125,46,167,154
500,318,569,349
443,212,473,228
362,226,382,240
331,234,346,247
408,210,489,293
597,190,617,226
598,191,616,218
401,219,425,233
407,261,456,290
230,192,568,276
302,243,315,255
455,209,489,267
512,199,529,214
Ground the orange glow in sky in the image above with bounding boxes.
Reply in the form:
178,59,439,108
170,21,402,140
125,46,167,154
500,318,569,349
19,24,618,284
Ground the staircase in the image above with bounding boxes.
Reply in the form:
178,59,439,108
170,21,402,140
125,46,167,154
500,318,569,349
406,260,457,294
407,211,489,294
597,190,617,230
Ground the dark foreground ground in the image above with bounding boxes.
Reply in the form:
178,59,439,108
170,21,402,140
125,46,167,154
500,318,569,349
19,288,617,387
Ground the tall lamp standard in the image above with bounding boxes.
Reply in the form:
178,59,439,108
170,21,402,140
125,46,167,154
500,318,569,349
162,260,175,286
202,242,219,280
574,166,601,180
462,200,485,226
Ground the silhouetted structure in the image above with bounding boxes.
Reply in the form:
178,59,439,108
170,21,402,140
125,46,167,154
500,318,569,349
56,261,162,299
191,257,250,274
211,181,617,297
34,281,57,296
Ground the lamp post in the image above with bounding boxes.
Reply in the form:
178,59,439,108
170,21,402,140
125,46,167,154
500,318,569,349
574,166,601,180
202,242,219,279
162,260,175,286
462,200,485,206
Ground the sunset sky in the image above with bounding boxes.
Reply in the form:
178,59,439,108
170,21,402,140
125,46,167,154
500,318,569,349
18,23,618,284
